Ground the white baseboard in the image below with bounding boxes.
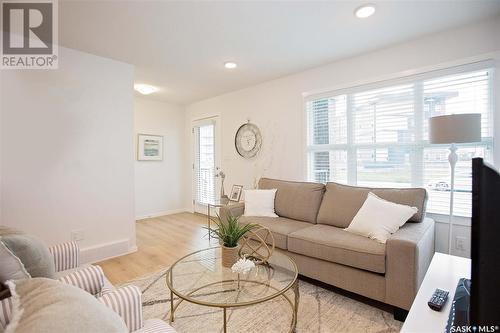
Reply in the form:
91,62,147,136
80,239,137,264
135,208,188,220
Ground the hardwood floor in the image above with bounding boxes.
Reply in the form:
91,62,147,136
98,212,212,285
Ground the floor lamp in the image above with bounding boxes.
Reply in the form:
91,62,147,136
429,114,481,254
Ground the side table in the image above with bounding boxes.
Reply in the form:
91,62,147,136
206,200,240,242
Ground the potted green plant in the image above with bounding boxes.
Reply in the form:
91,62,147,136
206,214,258,267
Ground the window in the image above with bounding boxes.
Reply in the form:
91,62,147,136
306,65,494,217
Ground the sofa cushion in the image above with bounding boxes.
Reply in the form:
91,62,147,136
288,224,386,273
345,192,418,244
243,189,278,217
258,178,325,223
317,182,427,228
5,278,128,333
0,240,31,284
0,226,56,280
238,216,312,250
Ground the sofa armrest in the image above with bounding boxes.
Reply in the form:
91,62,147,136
49,241,80,272
98,285,143,332
385,217,435,310
219,202,245,222
57,265,105,296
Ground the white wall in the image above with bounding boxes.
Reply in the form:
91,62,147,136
186,16,500,258
134,97,186,219
0,46,136,263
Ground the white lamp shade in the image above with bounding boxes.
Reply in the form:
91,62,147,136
429,114,481,144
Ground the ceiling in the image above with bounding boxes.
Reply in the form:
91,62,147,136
59,1,500,104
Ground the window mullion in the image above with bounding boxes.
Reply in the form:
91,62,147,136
412,81,424,187
346,94,357,185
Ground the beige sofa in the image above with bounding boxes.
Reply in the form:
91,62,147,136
220,178,435,317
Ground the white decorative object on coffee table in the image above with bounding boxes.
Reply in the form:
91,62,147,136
231,257,255,274
232,257,255,290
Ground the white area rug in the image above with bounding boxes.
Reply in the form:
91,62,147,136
124,268,402,333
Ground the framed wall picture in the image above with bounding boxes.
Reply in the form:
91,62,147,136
229,185,243,202
137,134,163,161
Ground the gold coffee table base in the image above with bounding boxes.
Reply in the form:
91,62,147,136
166,273,300,333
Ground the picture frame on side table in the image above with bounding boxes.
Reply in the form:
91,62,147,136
229,185,243,202
138,134,163,161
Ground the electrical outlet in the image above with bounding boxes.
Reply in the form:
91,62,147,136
455,236,467,251
71,230,84,242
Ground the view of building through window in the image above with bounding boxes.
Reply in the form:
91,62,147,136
307,68,493,217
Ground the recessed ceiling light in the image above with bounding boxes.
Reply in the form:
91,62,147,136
134,83,159,95
354,4,376,18
224,62,237,69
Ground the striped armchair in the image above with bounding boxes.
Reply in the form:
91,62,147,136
0,241,175,333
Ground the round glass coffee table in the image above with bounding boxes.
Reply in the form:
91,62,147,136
166,247,299,333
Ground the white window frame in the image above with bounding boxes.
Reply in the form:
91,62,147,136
304,60,495,221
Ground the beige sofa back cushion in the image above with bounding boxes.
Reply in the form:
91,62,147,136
258,178,325,223
317,182,427,228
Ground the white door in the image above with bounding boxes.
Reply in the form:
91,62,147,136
192,117,221,214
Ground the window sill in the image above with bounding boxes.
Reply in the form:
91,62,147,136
427,212,471,227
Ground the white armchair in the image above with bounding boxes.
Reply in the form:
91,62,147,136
0,241,175,333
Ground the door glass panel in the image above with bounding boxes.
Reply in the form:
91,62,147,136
195,124,216,204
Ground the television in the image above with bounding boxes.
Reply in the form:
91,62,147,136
446,158,500,331
470,157,500,325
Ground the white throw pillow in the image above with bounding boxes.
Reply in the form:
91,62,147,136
344,192,418,244
243,189,278,217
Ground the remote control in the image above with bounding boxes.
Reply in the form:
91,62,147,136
428,288,449,311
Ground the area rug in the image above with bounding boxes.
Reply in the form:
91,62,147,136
123,268,402,333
